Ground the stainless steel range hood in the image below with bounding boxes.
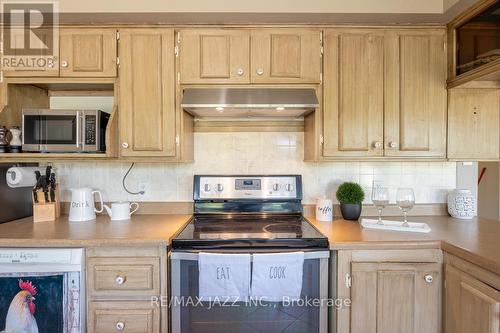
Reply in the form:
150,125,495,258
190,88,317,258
181,88,319,118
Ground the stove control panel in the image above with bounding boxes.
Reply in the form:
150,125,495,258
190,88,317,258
195,175,301,200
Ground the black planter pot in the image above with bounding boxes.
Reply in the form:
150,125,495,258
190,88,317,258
340,203,362,221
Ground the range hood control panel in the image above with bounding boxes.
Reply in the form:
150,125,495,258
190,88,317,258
194,175,301,200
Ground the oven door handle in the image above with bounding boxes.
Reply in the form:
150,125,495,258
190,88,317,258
170,250,330,261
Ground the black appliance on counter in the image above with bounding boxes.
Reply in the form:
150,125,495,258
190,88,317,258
0,164,33,224
171,175,332,333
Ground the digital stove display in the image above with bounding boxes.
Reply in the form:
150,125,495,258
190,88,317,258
235,179,261,190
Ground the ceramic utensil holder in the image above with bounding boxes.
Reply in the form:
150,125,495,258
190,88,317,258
32,185,60,222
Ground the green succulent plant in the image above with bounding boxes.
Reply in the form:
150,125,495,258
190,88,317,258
336,182,365,204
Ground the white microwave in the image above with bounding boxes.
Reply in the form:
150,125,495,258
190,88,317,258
22,109,109,153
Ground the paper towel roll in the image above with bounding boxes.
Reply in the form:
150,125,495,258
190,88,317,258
6,167,43,188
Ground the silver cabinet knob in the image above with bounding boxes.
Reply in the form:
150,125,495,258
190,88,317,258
61,60,69,68
424,274,433,283
116,322,125,331
388,141,398,148
373,141,382,149
115,276,126,285
121,142,129,149
236,68,244,76
256,68,264,76
204,184,211,192
216,184,224,192
272,183,280,191
285,184,293,192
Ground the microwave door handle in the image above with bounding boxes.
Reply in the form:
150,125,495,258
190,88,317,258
76,111,81,149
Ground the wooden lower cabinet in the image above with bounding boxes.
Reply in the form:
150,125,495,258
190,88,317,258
86,246,167,333
88,301,160,333
337,249,442,333
444,253,500,333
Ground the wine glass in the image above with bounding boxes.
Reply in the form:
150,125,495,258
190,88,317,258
396,188,415,227
371,186,389,225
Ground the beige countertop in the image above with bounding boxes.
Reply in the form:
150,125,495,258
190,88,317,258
306,216,500,275
0,214,192,247
0,214,499,275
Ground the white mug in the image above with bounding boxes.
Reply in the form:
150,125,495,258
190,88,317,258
69,188,104,222
316,197,333,222
103,201,139,221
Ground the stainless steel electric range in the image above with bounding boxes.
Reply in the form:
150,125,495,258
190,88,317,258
171,175,331,333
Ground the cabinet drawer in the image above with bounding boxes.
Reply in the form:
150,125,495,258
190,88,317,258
88,301,160,333
88,257,160,297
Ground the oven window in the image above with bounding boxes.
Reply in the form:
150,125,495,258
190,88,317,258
0,274,64,333
174,258,321,333
40,115,77,145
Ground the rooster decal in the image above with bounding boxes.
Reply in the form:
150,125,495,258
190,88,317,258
1,279,39,333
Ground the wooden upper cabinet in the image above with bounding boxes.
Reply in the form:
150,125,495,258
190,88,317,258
178,29,250,84
250,29,322,84
119,29,177,158
448,89,500,160
2,29,59,77
351,262,441,333
59,29,117,77
445,264,500,333
322,29,384,158
384,29,447,158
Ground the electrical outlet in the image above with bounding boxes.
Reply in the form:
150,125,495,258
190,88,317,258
138,182,149,195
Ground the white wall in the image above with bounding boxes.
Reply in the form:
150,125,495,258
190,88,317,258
53,132,456,204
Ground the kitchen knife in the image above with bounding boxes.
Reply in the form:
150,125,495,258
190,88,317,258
41,176,49,203
49,172,56,202
33,171,42,203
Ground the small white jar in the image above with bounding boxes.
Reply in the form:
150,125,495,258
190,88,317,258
316,197,333,222
448,189,476,219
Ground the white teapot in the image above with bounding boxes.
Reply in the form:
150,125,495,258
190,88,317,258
103,201,139,221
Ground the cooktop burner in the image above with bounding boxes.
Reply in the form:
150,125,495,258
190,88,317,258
172,214,328,250
172,175,329,250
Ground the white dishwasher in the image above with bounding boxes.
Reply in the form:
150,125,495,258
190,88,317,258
0,248,84,333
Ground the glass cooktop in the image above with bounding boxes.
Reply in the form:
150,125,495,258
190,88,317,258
172,214,329,250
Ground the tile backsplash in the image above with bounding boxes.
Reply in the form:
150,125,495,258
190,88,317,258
53,132,456,204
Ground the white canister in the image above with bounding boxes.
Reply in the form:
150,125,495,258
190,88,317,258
316,197,333,222
448,189,476,219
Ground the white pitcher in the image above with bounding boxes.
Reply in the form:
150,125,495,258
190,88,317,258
69,188,104,222
103,201,139,221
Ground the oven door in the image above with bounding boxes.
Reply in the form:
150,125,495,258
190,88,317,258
22,110,82,152
171,250,329,333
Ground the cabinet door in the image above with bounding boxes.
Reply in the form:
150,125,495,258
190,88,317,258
445,264,500,333
323,29,384,158
251,29,322,84
2,28,59,77
60,29,117,77
448,89,500,160
351,262,441,333
384,29,447,158
178,29,250,84
88,301,160,333
119,29,176,158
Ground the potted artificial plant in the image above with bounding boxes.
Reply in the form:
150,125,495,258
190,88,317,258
336,182,365,221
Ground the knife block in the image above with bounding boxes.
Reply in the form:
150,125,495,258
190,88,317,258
32,185,60,223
